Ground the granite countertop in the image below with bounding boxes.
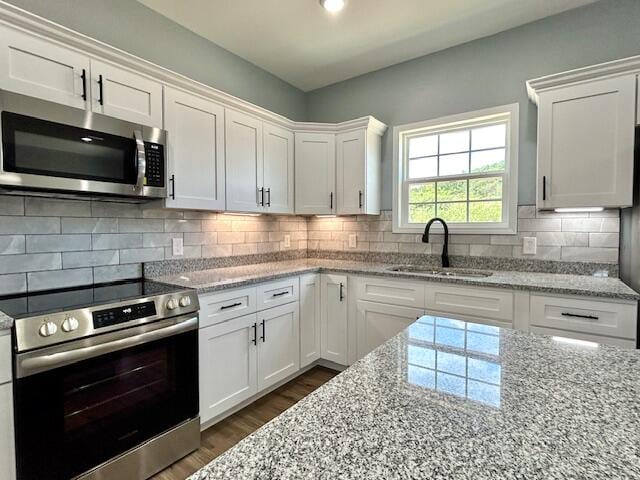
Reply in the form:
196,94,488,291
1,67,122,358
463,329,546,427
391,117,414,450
151,258,640,300
190,316,640,479
0,311,13,331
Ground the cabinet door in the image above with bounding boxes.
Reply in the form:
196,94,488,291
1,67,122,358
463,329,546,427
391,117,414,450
0,24,89,109
90,59,163,127
295,133,336,214
0,382,15,480
356,300,423,360
263,123,294,214
164,87,225,210
320,274,348,365
199,314,258,424
300,273,321,367
537,75,635,209
337,129,366,215
225,109,263,212
256,303,300,391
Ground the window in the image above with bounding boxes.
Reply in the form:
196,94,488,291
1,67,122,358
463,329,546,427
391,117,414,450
393,104,518,234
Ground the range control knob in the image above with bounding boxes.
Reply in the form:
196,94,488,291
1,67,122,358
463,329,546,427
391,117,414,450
39,321,57,337
61,316,80,332
179,296,191,308
166,299,179,311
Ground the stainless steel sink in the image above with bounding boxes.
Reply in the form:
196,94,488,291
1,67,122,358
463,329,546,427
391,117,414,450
386,265,493,278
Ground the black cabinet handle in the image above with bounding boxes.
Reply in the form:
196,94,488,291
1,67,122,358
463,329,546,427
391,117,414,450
330,192,333,209
339,282,344,302
252,322,257,345
542,176,546,201
258,187,264,206
358,190,363,209
97,74,104,105
272,291,288,297
261,319,266,342
81,69,87,101
220,302,241,310
561,312,599,320
265,188,271,207
170,174,176,199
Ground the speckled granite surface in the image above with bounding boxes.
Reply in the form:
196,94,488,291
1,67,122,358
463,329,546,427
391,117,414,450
151,258,639,300
0,311,12,331
190,316,640,479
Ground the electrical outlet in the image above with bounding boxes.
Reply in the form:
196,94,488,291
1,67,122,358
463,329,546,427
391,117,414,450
348,233,357,248
172,237,184,256
284,234,291,248
522,236,537,255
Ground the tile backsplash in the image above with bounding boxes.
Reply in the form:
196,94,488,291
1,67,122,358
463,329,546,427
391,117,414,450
0,195,620,295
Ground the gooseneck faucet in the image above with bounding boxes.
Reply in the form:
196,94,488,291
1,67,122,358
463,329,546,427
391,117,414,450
422,217,450,268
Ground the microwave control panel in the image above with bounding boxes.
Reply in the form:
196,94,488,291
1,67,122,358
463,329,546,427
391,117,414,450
144,142,165,187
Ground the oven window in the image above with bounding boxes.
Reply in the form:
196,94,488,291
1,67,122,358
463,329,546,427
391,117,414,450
14,329,198,480
2,111,137,184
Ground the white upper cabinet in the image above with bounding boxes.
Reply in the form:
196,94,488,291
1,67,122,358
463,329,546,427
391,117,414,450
90,59,163,128
262,123,294,214
163,87,225,210
337,127,382,215
295,132,336,214
0,24,89,109
529,71,637,209
225,109,264,213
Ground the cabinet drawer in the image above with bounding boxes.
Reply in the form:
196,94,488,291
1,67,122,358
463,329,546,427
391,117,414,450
0,334,11,385
355,276,425,308
199,287,257,328
530,295,637,340
257,277,299,311
425,284,513,322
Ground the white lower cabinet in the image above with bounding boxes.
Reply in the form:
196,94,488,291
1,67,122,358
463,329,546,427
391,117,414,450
356,300,424,359
300,273,321,368
199,313,258,424
256,303,300,391
321,274,348,365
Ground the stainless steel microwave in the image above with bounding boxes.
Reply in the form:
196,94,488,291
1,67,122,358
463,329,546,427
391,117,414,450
0,91,167,199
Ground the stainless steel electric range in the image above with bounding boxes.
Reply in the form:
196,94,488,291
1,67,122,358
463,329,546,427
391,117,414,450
3,279,200,480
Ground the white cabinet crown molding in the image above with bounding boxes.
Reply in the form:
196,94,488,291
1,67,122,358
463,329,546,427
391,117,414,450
526,54,640,105
0,1,386,135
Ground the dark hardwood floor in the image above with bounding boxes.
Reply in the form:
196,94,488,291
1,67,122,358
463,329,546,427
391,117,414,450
153,366,338,480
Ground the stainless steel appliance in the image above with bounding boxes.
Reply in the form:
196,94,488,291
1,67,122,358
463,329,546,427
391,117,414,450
7,279,200,480
0,90,167,200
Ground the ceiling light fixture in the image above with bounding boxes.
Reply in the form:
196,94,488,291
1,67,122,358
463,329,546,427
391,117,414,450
320,0,345,13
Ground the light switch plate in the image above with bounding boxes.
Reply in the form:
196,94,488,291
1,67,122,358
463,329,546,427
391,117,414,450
522,236,537,255
172,237,184,256
348,234,357,248
284,234,291,248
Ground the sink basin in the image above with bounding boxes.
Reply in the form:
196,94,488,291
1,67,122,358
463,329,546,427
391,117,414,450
386,265,493,278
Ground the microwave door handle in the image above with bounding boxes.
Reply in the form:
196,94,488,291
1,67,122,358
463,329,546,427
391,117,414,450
133,130,146,192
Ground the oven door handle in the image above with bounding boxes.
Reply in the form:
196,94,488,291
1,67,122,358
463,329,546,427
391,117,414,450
16,315,197,378
133,129,146,193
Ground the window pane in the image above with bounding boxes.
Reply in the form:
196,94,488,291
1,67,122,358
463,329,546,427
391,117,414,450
471,123,506,150
469,177,502,200
439,130,469,154
409,135,438,158
438,153,469,176
409,183,435,203
437,180,467,202
409,204,435,223
437,202,467,223
470,148,505,173
469,201,502,222
409,157,437,178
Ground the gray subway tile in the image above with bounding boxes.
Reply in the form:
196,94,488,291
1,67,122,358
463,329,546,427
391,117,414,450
164,219,202,232
27,268,93,292
62,217,118,234
164,245,202,260
91,202,142,218
0,196,24,215
143,233,182,248
561,247,618,263
63,250,119,268
0,273,27,294
26,234,91,253
119,218,164,233
25,197,91,217
142,208,184,219
93,264,142,283
119,248,164,264
0,216,60,234
518,218,561,232
535,232,588,247
469,245,513,258
92,233,142,250
0,235,26,255
0,253,61,274
589,233,619,248
184,232,217,246
561,218,620,233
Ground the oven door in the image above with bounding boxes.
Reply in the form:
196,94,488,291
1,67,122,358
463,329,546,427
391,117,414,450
13,315,198,480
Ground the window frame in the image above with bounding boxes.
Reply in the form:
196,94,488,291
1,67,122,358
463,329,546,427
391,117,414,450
392,103,519,235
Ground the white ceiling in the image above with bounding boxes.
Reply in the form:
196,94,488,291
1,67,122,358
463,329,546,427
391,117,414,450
137,0,599,91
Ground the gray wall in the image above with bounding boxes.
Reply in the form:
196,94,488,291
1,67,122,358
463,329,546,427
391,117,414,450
306,0,640,209
5,0,307,120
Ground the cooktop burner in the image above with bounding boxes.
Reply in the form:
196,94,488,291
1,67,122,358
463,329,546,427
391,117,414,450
0,279,180,319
